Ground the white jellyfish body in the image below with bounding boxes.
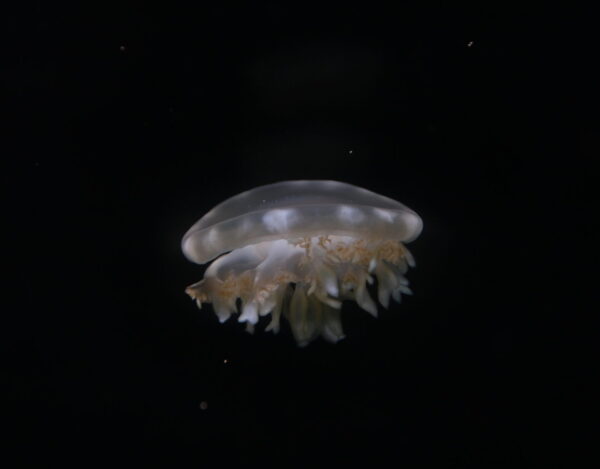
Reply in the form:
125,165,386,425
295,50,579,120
182,180,422,346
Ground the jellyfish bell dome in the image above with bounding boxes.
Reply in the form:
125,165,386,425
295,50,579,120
182,180,423,346
182,180,423,264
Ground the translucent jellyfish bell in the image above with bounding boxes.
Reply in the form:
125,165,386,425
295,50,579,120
182,180,422,346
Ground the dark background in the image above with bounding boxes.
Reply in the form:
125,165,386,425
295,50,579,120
5,3,593,467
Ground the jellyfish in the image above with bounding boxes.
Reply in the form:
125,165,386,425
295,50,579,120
182,180,422,346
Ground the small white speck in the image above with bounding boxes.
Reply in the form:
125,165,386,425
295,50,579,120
337,205,365,223
348,150,353,154
223,359,228,364
373,208,395,223
263,208,297,232
206,228,219,246
119,45,126,52
467,41,474,47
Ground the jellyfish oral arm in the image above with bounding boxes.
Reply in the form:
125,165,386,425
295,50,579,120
185,235,414,346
